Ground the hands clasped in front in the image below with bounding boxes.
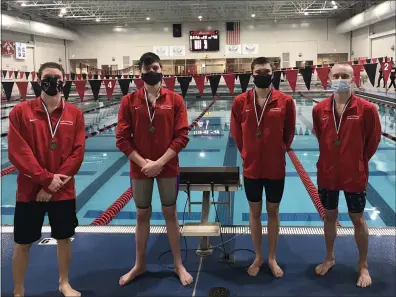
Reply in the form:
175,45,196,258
36,174,69,202
141,159,163,177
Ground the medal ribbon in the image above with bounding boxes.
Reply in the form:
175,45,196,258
254,87,272,129
144,88,161,126
41,99,64,140
332,96,350,138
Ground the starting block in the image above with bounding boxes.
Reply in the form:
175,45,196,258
178,166,241,256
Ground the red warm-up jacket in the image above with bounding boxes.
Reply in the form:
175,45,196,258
116,87,189,179
312,94,382,192
8,98,86,202
230,88,296,180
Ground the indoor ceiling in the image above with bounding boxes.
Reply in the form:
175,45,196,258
2,0,385,25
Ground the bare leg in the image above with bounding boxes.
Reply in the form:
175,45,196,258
13,244,32,297
349,213,371,287
162,205,193,286
266,201,283,278
316,209,337,276
247,200,263,276
57,239,80,297
119,207,151,286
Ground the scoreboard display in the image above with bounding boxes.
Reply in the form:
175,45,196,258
189,30,219,52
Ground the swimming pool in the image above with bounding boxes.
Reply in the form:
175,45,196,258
1,93,395,228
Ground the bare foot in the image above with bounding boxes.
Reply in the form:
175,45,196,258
119,266,146,287
315,259,335,276
59,283,81,297
175,265,193,286
247,257,263,276
13,290,24,297
357,267,372,288
269,259,284,278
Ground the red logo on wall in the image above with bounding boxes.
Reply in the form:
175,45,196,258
2,40,15,55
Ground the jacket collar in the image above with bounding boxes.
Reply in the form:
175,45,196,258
324,93,358,112
248,87,279,104
137,86,167,100
34,97,64,113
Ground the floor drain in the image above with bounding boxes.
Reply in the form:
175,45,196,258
208,287,230,297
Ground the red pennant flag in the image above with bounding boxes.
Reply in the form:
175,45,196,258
104,79,116,101
381,61,392,84
123,74,128,78
193,75,205,95
88,74,93,79
8,71,13,78
358,59,365,65
73,80,87,102
372,58,378,63
31,71,36,81
316,67,330,90
222,73,235,95
323,64,329,67
65,74,70,80
100,75,104,80
351,64,362,87
285,69,299,92
19,71,24,79
16,81,29,100
134,75,140,78
77,74,82,80
163,77,176,92
133,78,144,90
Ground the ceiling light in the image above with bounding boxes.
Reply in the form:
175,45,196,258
331,1,336,4
58,14,63,18
304,12,308,15
21,2,26,6
146,17,150,20
95,18,100,22
60,8,66,14
251,14,255,18
333,5,338,9
198,15,202,19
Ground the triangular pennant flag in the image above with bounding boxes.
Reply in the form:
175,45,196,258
94,74,98,79
208,75,221,97
359,59,365,65
16,81,29,100
88,74,93,79
372,58,378,63
118,79,131,95
100,75,105,79
177,76,192,97
104,79,116,100
19,71,24,79
71,73,76,80
163,76,176,92
351,64,362,87
366,59,371,64
133,78,144,90
129,75,133,79
235,74,239,80
1,82,14,101
8,71,13,78
62,81,73,100
347,61,353,66
31,81,42,98
31,71,36,81
65,74,70,80
316,67,330,90
123,74,128,78
329,63,334,67
73,80,87,101
88,80,102,100
381,61,392,84
311,65,316,74
272,71,282,90
2,70,7,78
300,68,313,90
222,74,235,94
353,60,359,65
134,75,140,78
238,73,251,93
363,63,378,87
14,71,18,79
117,75,122,80
77,74,82,80
378,57,383,63
25,71,30,80
285,69,299,92
193,75,206,95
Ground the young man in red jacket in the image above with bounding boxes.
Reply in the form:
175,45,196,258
116,52,193,287
230,57,296,278
8,62,85,297
312,62,382,287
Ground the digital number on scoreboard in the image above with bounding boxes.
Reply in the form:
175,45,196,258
189,30,219,52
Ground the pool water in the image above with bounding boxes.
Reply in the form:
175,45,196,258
1,94,395,227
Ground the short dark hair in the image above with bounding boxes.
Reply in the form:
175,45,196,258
138,52,162,70
251,57,273,72
37,62,65,79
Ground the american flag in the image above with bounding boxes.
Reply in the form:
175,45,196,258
226,21,240,45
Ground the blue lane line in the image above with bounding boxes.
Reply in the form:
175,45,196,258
217,135,237,225
82,148,222,153
76,155,129,212
366,182,396,226
8,170,98,176
84,210,202,220
241,212,373,222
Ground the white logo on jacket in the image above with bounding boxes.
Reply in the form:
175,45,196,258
60,120,74,126
269,108,281,112
160,105,172,110
347,115,359,120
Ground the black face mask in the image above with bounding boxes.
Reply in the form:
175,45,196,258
40,76,64,96
253,73,272,88
141,71,162,86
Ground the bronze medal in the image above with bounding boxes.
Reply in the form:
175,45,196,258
50,141,57,150
256,130,262,138
334,139,341,147
148,126,155,133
